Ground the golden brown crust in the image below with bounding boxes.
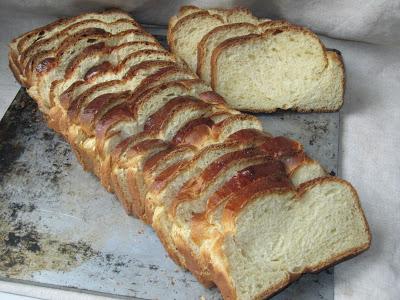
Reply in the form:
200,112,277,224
19,19,139,76
15,9,133,53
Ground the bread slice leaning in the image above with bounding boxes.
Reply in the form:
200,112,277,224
168,6,345,112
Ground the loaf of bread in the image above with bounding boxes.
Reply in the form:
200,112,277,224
168,6,345,112
9,9,370,300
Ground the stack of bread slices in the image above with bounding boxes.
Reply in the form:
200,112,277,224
9,8,370,300
168,5,345,112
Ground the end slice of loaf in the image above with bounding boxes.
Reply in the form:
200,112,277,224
209,177,370,300
211,28,344,112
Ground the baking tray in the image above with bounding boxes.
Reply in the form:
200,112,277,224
0,29,339,300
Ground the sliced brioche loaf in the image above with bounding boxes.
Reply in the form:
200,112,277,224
9,10,369,300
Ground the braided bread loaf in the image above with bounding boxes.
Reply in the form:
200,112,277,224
9,9,370,300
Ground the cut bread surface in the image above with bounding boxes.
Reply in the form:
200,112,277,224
211,30,343,112
212,178,370,300
168,6,345,112
9,9,369,300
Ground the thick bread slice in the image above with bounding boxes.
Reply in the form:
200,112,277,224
197,23,257,82
208,177,370,300
168,11,224,71
210,27,344,112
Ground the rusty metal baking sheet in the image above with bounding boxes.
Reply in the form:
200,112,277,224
0,89,338,300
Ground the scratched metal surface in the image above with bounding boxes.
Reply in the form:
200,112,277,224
0,30,339,300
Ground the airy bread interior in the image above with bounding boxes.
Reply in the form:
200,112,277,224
211,178,370,300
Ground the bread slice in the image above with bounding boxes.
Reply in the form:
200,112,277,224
211,28,344,112
168,11,224,71
206,177,370,300
197,20,294,84
197,23,258,83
